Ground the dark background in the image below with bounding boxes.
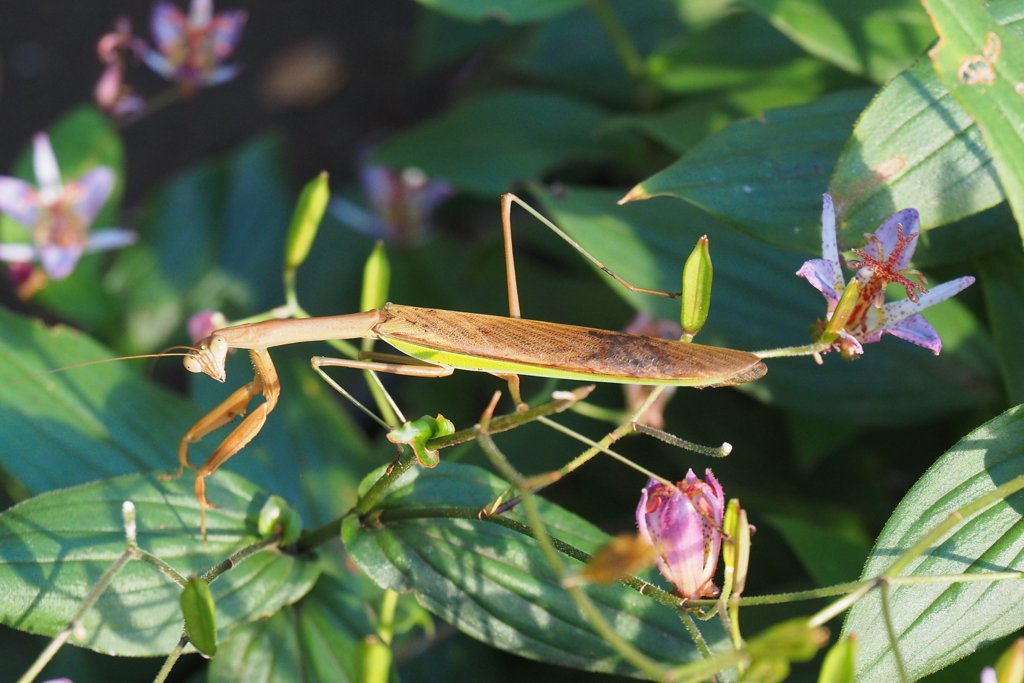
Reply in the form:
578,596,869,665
0,1,446,204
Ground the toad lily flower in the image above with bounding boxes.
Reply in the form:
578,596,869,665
797,194,974,358
145,0,247,92
0,133,135,280
359,164,454,245
330,160,454,245
636,470,725,600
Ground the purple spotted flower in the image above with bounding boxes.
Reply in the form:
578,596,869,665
0,133,134,281
636,470,725,600
797,194,974,358
144,0,247,92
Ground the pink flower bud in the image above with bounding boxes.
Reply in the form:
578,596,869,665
188,310,227,342
636,469,725,600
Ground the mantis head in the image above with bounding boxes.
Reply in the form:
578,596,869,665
184,335,229,382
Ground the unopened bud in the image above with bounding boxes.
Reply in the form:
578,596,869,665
681,235,713,340
284,171,330,272
361,241,390,313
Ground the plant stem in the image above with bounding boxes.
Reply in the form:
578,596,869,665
474,403,670,680
752,341,832,359
586,0,644,79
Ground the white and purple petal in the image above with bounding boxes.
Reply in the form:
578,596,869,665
208,11,247,58
84,228,136,253
0,243,38,263
40,243,84,280
883,314,943,354
72,167,116,225
819,194,842,272
151,2,187,54
880,276,976,329
32,133,63,204
188,0,213,28
201,64,242,87
870,208,920,269
796,257,843,305
143,50,178,80
0,177,41,227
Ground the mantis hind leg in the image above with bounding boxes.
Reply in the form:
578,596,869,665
499,192,682,320
167,348,279,539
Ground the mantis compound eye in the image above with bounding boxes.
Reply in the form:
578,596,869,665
183,355,203,373
209,336,228,356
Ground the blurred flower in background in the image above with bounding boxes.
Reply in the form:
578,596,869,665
144,0,247,93
95,16,148,120
331,155,454,246
0,133,135,295
187,309,228,343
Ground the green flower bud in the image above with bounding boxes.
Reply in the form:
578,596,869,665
258,494,303,545
361,241,391,313
181,575,217,657
681,235,713,340
284,171,330,273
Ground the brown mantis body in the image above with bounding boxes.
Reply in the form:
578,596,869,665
176,195,768,537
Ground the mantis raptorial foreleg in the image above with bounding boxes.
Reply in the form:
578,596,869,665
169,347,279,538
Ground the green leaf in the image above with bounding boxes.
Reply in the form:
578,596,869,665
842,405,1024,681
343,462,726,676
0,304,372,532
535,185,997,424
208,574,377,683
978,249,1024,406
509,1,685,106
414,0,583,23
829,2,1024,241
925,0,1024,247
109,135,292,353
622,90,872,253
0,307,195,494
0,472,320,656
765,513,869,587
645,12,841,96
740,0,934,82
413,10,512,71
181,576,218,656
372,90,607,196
607,100,738,155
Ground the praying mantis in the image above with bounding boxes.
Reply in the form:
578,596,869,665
175,194,768,537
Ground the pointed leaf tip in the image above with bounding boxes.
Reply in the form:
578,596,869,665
618,184,650,205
